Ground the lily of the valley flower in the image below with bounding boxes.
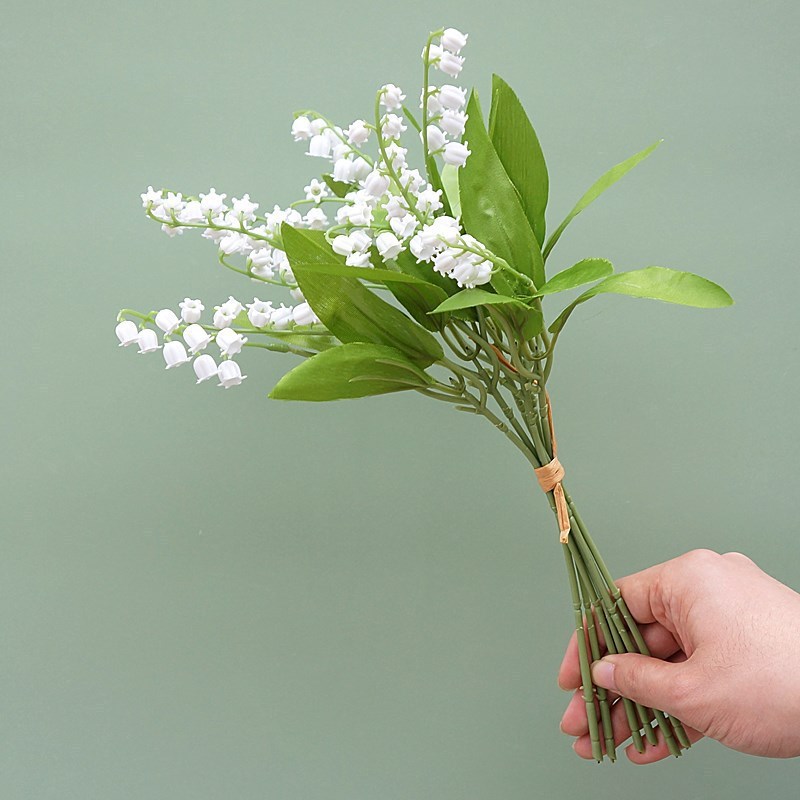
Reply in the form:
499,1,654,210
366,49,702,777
163,340,191,368
155,308,180,335
193,354,218,384
182,323,211,354
116,320,139,346
179,298,204,324
216,327,248,357
217,360,247,388
136,328,161,354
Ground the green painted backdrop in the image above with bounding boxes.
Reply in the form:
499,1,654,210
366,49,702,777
3,1,799,797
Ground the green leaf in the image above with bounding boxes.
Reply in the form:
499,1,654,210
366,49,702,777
431,288,528,314
281,225,444,366
549,266,734,334
440,163,461,219
322,174,351,198
534,258,614,296
269,342,433,401
488,74,548,246
285,259,433,285
543,140,662,261
460,91,546,291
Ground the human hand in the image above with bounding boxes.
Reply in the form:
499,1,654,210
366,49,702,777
558,549,800,762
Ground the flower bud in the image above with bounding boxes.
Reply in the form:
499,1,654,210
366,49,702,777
115,320,139,347
217,360,247,389
163,340,191,369
182,323,211,354
193,354,218,384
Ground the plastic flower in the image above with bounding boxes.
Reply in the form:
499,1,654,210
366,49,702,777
379,83,406,110
304,178,329,204
217,360,246,388
115,320,139,346
182,323,211,354
193,354,218,384
216,327,247,357
155,308,180,334
441,27,468,53
136,329,160,354
442,141,471,167
163,340,192,368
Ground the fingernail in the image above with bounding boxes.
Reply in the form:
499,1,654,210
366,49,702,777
591,659,617,691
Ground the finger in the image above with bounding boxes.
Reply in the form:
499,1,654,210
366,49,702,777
558,622,681,691
558,621,680,692
572,696,703,761
625,723,705,764
562,625,682,737
615,549,724,628
592,654,696,719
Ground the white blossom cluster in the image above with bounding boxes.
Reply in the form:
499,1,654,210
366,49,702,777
284,27,493,288
115,295,320,389
123,27,501,388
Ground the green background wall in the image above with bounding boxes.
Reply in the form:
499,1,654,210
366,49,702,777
3,1,798,797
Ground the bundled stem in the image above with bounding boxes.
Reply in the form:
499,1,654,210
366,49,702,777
431,312,690,763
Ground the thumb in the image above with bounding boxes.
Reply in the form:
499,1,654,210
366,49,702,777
592,654,694,718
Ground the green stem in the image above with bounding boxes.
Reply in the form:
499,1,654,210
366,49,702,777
563,544,603,763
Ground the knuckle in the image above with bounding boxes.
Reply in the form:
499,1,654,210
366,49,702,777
723,551,755,567
683,548,720,566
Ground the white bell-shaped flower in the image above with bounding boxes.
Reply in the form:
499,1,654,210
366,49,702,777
442,141,471,167
155,308,180,334
292,302,317,326
376,231,403,260
437,51,464,78
345,119,370,145
182,323,211,354
380,84,406,111
439,109,468,137
216,327,248,357
217,360,247,389
163,340,191,369
270,305,294,329
441,28,468,53
438,84,467,110
136,328,161,354
246,299,274,328
291,116,313,141
424,124,447,153
179,298,204,323
115,320,139,347
362,170,390,198
193,354,218,384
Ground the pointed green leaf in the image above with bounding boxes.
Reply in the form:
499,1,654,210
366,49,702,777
460,91,546,291
269,343,433,401
543,140,662,261
430,288,526,314
440,163,461,219
281,225,444,366
534,258,614,296
284,259,433,285
322,174,351,198
549,266,733,334
488,74,548,246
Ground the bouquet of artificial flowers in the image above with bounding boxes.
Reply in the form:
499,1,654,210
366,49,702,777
115,26,731,763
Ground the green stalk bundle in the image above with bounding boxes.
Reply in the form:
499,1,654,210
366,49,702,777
434,307,690,763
